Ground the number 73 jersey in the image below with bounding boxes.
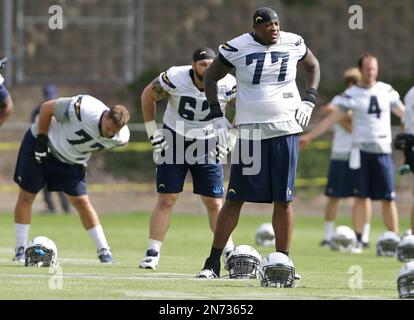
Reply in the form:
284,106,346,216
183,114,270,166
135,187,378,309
219,31,307,125
32,95,130,165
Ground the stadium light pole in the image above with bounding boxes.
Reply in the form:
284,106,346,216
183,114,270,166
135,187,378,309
2,0,13,83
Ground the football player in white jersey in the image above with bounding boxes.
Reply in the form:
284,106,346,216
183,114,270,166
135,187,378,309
196,7,320,280
12,95,130,263
301,68,372,249
299,54,405,240
398,86,414,233
139,48,236,270
0,57,13,127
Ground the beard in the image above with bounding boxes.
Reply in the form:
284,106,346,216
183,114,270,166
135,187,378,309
194,68,204,82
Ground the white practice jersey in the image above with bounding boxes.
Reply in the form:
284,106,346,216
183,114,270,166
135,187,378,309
159,66,237,139
31,95,130,165
219,31,307,127
338,82,400,154
330,94,352,156
403,86,414,135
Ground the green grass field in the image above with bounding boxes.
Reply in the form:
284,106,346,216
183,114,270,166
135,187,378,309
0,212,409,300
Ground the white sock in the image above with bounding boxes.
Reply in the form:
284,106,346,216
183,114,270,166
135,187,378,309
324,221,335,241
87,225,109,250
148,239,163,253
224,239,235,253
362,223,371,243
15,223,30,248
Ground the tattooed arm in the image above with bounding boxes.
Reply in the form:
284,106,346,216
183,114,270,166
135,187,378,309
141,77,170,122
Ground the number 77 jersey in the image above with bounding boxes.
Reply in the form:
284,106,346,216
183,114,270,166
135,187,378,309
219,31,308,125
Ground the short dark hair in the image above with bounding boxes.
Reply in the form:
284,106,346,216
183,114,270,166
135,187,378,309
108,105,130,127
358,53,377,69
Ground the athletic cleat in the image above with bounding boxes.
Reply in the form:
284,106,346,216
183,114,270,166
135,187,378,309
319,240,331,247
351,241,363,254
139,249,160,270
98,248,113,263
196,268,219,279
362,242,370,249
13,246,25,263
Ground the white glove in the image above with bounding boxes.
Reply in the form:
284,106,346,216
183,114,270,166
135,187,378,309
145,120,168,153
213,116,231,140
0,74,4,86
295,101,315,127
210,117,232,161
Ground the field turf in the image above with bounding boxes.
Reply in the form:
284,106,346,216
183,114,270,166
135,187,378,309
0,212,409,300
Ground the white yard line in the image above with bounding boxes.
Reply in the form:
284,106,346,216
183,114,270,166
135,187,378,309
0,272,195,281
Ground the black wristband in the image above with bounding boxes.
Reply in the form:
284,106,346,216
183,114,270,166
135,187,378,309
36,134,49,149
209,102,224,119
303,88,318,104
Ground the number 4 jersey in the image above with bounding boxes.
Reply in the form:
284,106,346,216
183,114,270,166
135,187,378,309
219,31,307,126
31,95,130,165
159,66,236,139
338,82,401,154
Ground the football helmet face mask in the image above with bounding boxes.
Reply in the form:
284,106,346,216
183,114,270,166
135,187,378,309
227,245,261,279
25,236,58,267
330,226,357,252
255,223,275,247
397,235,414,262
376,231,400,257
259,252,296,288
397,261,414,299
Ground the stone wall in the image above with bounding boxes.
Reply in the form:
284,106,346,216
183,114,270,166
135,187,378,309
1,0,413,85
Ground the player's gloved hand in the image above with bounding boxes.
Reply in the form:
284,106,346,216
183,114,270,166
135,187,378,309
213,116,231,145
145,120,168,153
295,101,315,127
150,130,168,153
296,88,318,127
210,116,232,161
0,74,4,86
34,134,50,164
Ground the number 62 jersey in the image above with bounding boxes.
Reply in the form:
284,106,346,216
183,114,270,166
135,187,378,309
218,31,307,126
159,66,237,139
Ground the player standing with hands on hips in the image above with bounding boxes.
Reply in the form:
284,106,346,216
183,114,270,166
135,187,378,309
196,7,320,280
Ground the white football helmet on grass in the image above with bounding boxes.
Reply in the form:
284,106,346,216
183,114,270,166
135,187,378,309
376,231,400,257
397,261,414,298
397,235,414,262
25,236,58,267
255,223,275,247
330,226,357,252
226,245,261,279
258,252,298,288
